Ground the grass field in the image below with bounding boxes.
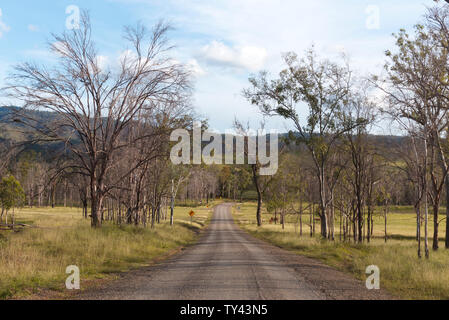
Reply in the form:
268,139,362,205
0,202,216,299
233,202,449,300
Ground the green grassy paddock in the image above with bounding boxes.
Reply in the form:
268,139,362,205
0,203,215,299
233,202,449,300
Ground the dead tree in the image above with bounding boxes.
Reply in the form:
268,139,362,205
5,12,190,227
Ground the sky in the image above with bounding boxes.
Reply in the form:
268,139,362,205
0,0,440,134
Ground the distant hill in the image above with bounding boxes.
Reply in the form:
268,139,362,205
0,106,67,159
0,106,30,142
0,106,61,142
0,106,408,160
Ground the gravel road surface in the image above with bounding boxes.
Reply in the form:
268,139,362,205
76,203,392,300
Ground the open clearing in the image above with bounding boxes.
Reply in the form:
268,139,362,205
234,202,449,300
0,203,214,299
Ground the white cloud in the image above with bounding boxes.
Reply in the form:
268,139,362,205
198,41,267,71
187,59,206,76
95,55,110,72
21,0,433,131
118,49,142,69
0,8,11,38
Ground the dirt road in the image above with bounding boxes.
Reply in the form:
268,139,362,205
77,203,391,300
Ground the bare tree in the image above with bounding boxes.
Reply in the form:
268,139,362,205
4,13,191,227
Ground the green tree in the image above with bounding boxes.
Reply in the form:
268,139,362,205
0,175,25,223
243,48,361,238
379,20,449,256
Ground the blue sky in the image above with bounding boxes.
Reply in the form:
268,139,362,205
0,0,439,133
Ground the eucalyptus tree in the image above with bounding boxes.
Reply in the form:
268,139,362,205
426,4,449,249
264,153,300,230
0,175,25,225
341,83,377,243
392,132,427,257
233,120,274,227
243,48,361,238
233,167,252,202
378,21,449,255
168,164,191,226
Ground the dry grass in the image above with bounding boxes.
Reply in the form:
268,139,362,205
233,202,449,300
0,203,215,299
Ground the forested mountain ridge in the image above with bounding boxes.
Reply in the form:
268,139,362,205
0,106,61,142
0,106,407,152
0,106,70,158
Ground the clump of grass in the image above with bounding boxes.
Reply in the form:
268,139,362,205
233,201,449,300
0,204,213,299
